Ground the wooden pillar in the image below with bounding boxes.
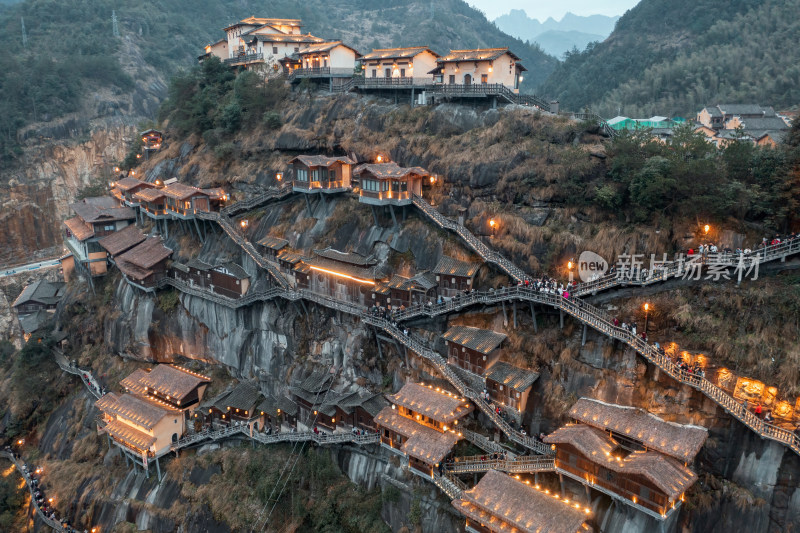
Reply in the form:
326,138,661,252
371,206,380,226
534,472,539,485
304,194,314,217
501,300,508,326
388,204,398,227
559,309,564,329
193,218,204,243
155,455,162,482
559,473,565,497
530,303,538,333
373,327,383,360
581,324,587,346
513,301,517,329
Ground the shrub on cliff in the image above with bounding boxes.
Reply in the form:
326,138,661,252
159,59,288,138
157,289,180,313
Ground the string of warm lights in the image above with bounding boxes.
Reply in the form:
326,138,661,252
512,475,592,515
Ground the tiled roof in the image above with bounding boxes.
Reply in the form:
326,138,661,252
104,419,157,451
133,188,167,202
354,162,430,180
162,182,206,200
618,452,697,500
121,365,210,402
257,235,289,250
98,225,145,256
739,117,789,131
454,470,588,533
186,258,213,271
544,423,617,459
117,237,173,270
389,382,473,424
223,16,303,31
213,262,249,280
302,256,388,282
223,382,262,413
96,392,176,429
201,187,227,200
437,47,520,62
115,177,152,192
717,104,775,116
387,272,438,291
258,395,299,417
297,41,360,56
433,256,480,278
19,310,51,334
443,325,506,355
569,398,708,461
289,155,356,168
484,361,538,392
375,407,459,465
64,216,95,241
70,199,135,224
248,33,324,44
297,369,333,394
12,280,64,308
313,248,376,266
277,249,306,265
361,46,439,60
117,260,154,282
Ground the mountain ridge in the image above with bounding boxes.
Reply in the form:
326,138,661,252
538,0,800,117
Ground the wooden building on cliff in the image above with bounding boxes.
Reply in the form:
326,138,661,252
115,237,173,291
442,325,506,375
433,256,480,297
96,364,211,476
289,155,355,194
386,272,438,308
484,361,539,413
172,259,251,298
543,398,708,520
294,248,388,306
112,177,156,207
375,382,473,477
62,197,136,280
452,470,590,533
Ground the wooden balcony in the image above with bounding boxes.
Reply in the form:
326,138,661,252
556,462,677,520
292,179,349,193
358,189,412,206
224,53,264,65
289,67,354,79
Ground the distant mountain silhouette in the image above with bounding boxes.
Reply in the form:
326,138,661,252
495,9,619,55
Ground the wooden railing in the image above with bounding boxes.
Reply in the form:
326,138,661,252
445,454,555,474
224,53,263,65
572,238,800,297
412,194,527,282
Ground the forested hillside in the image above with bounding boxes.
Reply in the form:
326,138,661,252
539,0,800,117
0,0,554,162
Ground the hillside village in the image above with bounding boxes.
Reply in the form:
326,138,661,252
2,8,800,533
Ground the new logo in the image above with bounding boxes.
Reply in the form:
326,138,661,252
578,251,608,282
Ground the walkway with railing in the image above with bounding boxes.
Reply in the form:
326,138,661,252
53,348,102,399
411,195,527,283
220,184,292,217
390,285,800,455
573,238,800,297
432,471,466,499
445,454,555,474
0,451,68,532
196,211,289,289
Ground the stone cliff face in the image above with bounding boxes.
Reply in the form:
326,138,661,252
0,37,167,267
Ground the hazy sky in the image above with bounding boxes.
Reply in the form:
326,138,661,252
467,0,641,21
